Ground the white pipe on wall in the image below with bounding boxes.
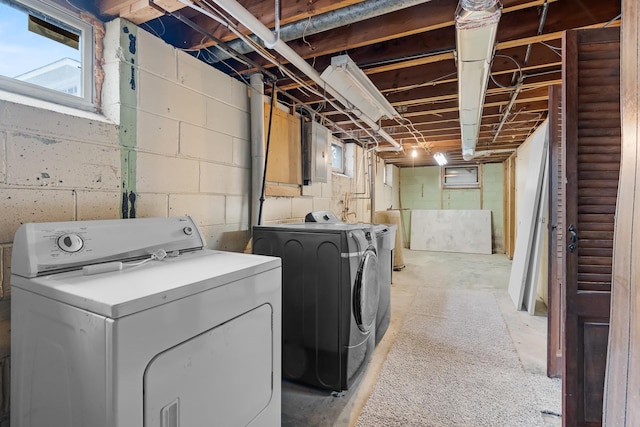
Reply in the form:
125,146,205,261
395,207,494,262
249,73,265,228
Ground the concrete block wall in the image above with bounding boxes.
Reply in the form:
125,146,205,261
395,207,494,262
110,21,254,251
261,143,386,225
0,99,120,423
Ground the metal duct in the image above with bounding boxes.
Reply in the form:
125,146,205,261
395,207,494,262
455,0,502,161
211,0,432,62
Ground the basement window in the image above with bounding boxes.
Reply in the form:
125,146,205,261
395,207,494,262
442,165,481,188
384,163,393,187
332,140,345,174
0,0,94,110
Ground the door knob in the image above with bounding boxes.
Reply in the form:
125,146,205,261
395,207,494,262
568,224,578,253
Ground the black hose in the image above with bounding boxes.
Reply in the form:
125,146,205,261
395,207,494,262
257,80,277,225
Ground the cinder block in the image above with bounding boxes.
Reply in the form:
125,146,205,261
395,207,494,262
169,194,225,227
177,51,249,112
225,195,249,226
179,123,233,164
292,197,313,219
100,61,122,124
262,197,293,222
1,246,10,300
176,51,228,101
0,100,118,147
199,224,250,252
6,132,120,190
312,198,332,213
103,19,125,66
136,152,199,193
200,162,249,196
232,137,250,168
138,71,206,126
0,189,75,244
138,29,177,80
205,98,250,140
76,191,121,221
137,110,179,156
135,193,168,218
321,182,333,198
302,182,322,198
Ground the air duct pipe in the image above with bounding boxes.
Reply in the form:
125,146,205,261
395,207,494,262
181,0,402,151
213,0,431,62
455,0,502,161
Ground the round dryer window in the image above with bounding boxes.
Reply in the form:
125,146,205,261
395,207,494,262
353,249,380,333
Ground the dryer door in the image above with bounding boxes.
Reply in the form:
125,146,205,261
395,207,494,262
143,304,273,427
353,249,379,332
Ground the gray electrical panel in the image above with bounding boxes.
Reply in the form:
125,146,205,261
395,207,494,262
302,120,330,184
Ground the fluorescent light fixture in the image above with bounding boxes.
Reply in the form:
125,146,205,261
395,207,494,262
434,152,448,166
321,54,397,122
455,0,502,161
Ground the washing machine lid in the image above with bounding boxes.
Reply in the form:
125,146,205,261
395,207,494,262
12,249,280,319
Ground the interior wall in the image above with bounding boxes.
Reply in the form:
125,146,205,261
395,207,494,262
399,164,505,253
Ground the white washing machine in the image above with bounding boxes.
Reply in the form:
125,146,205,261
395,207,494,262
10,217,281,427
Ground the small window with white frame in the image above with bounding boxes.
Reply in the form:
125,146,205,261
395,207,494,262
442,165,481,188
0,0,94,110
331,139,345,174
384,163,393,187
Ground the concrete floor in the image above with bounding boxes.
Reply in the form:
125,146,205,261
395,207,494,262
281,249,561,426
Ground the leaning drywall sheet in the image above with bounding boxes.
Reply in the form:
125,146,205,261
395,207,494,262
410,209,492,254
524,151,549,315
508,120,549,310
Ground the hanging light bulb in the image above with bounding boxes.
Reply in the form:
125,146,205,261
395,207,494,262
412,149,418,158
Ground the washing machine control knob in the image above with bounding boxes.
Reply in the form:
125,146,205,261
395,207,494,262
57,233,84,253
183,226,193,235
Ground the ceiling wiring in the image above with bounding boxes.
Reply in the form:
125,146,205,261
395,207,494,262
490,54,523,90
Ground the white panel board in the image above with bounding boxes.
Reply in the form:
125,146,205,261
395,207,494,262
410,209,492,254
524,151,549,315
508,120,549,310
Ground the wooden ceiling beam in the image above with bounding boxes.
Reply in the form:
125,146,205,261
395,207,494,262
185,0,366,45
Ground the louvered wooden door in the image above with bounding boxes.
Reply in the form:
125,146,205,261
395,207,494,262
547,84,563,378
562,27,621,427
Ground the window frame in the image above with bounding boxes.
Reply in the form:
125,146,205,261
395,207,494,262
384,163,393,187
0,0,95,111
441,165,481,189
331,139,345,174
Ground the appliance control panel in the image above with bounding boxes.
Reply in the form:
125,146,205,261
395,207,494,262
11,217,205,278
304,210,341,223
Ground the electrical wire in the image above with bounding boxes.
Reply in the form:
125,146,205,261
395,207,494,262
123,249,168,267
490,54,523,89
142,19,166,38
179,0,406,151
384,71,458,95
539,41,562,55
